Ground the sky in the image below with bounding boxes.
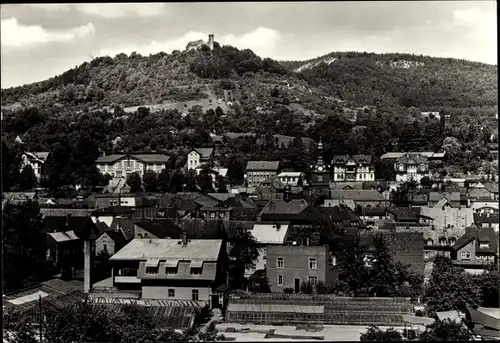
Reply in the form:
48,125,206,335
1,1,497,88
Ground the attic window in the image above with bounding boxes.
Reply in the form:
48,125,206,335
449,237,456,246
479,241,490,249
425,238,433,246
439,238,447,246
190,267,203,275
146,266,159,275
165,267,177,275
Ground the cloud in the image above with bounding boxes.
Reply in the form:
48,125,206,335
97,27,282,58
1,18,95,48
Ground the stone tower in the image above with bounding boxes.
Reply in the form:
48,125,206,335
310,138,331,205
208,34,214,50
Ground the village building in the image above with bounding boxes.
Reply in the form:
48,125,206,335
186,148,215,170
393,153,431,183
451,226,498,274
95,153,169,179
331,154,375,182
20,152,51,179
245,161,280,187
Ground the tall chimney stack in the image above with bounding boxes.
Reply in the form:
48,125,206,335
208,34,214,51
181,231,187,247
83,240,91,293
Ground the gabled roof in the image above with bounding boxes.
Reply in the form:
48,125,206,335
420,206,474,230
110,239,223,261
110,217,143,240
94,221,110,233
43,216,99,240
95,154,170,164
48,230,79,242
474,213,499,224
361,207,387,216
99,229,127,246
222,220,255,240
330,190,385,202
433,198,452,209
259,199,309,216
318,206,361,222
230,207,261,221
91,206,135,216
192,148,214,159
396,153,428,165
429,192,461,202
218,197,256,209
484,183,499,194
246,161,280,171
40,208,90,217
207,193,235,202
178,219,223,239
135,219,183,239
252,223,290,244
453,226,498,253
331,154,373,165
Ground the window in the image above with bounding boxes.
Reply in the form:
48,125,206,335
424,251,430,259
46,249,51,260
138,234,142,238
309,258,317,270
103,244,108,252
317,175,323,182
329,256,336,266
479,241,490,249
461,251,471,260
439,238,447,246
192,289,199,301
190,267,203,275
165,267,177,275
277,275,283,286
426,239,433,246
145,266,159,275
308,276,318,286
277,257,284,268
449,237,456,246
168,289,175,298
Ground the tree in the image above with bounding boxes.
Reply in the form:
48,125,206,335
228,227,259,288
126,172,142,193
197,166,215,193
142,170,158,192
315,280,331,294
19,165,37,190
420,176,432,188
360,326,403,341
425,256,481,314
418,319,471,341
368,233,397,296
478,268,499,308
215,174,228,193
3,314,38,343
337,232,369,295
226,155,245,185
259,275,272,293
3,200,50,292
156,169,171,192
300,281,314,294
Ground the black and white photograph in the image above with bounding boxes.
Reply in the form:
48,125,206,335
1,1,498,342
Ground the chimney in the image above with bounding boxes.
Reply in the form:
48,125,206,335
181,231,187,247
208,34,214,50
83,240,91,293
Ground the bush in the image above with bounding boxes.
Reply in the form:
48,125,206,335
415,309,424,317
283,287,294,294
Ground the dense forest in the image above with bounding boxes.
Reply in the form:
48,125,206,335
1,43,498,192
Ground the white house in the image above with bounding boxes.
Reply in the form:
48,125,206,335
186,148,214,170
95,154,169,179
331,155,375,182
394,153,431,183
276,172,306,187
20,152,50,179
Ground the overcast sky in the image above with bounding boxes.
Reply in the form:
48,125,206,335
1,1,497,88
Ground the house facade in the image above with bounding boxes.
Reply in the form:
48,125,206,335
266,245,336,293
276,172,305,187
394,153,431,183
95,229,127,256
245,161,280,187
187,148,214,170
331,155,375,182
20,152,50,179
451,226,498,273
108,236,227,308
95,154,169,179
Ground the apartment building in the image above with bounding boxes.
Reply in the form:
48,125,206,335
95,153,169,179
331,155,375,182
245,161,280,187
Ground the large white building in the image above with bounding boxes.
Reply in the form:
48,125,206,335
186,148,214,170
20,152,50,179
95,154,170,179
276,172,306,187
394,153,430,183
331,155,375,182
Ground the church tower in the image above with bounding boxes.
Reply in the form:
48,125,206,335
310,139,331,204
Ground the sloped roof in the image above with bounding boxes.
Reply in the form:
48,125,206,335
95,154,169,163
453,226,498,253
230,207,261,221
135,219,183,239
323,199,356,209
219,197,256,209
330,190,385,202
48,230,79,242
420,206,474,230
484,183,499,194
110,239,223,261
409,193,429,204
474,213,499,224
192,148,214,159
178,219,223,239
43,216,98,239
222,220,255,239
387,207,422,222
468,188,493,200
91,206,135,216
396,153,428,165
207,193,235,202
331,154,373,165
433,198,451,209
99,229,127,246
318,206,361,222
259,199,308,216
429,192,461,202
110,217,143,241
40,208,90,217
381,152,445,160
246,161,280,171
361,207,387,216
252,223,290,244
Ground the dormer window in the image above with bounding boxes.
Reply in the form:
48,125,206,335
165,267,177,275
420,164,426,171
399,164,404,171
146,266,158,275
426,238,433,246
190,267,203,275
479,241,490,249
